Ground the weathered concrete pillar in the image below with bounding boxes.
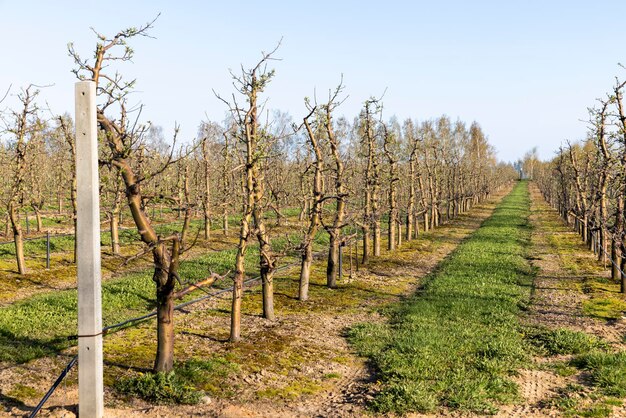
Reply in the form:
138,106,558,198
75,81,104,418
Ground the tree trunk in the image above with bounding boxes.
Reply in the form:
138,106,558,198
612,237,621,280
110,188,122,255
324,108,346,290
231,155,253,341
202,141,211,240
299,112,323,298
204,210,211,240
414,213,420,237
259,226,275,321
431,204,437,229
110,213,120,255
154,288,174,372
274,203,282,227
253,189,275,320
327,234,339,288
621,246,626,294
33,206,42,232
428,176,436,230
299,245,312,301
57,190,63,214
614,198,623,283
373,222,381,256
109,152,180,372
601,231,606,262
406,156,416,241
14,232,26,275
388,215,396,251
9,204,26,275
230,228,248,342
362,226,370,265
223,212,229,235
230,271,243,342
153,241,177,373
261,268,275,318
298,201,307,222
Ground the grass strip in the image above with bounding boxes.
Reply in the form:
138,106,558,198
349,181,534,414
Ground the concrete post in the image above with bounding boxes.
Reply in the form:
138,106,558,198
75,81,104,418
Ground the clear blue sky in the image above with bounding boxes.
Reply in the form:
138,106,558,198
1,0,624,162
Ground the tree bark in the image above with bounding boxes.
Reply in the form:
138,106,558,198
299,245,313,300
110,189,122,255
110,214,120,255
327,235,339,288
32,205,43,232
154,240,177,372
361,225,370,265
299,113,323,299
9,203,26,275
201,136,211,240
255,207,275,321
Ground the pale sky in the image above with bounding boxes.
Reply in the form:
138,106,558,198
1,0,624,162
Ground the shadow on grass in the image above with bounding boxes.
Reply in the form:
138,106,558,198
0,390,33,416
0,329,70,365
180,330,228,343
104,359,153,374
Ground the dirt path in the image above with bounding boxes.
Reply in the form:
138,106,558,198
4,189,511,418
497,184,626,418
525,185,624,342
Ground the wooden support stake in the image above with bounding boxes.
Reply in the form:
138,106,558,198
46,231,50,270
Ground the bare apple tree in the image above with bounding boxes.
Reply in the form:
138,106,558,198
68,17,193,372
216,44,281,341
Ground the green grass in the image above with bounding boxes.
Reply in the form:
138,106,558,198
7,383,42,401
524,327,608,356
348,181,534,415
544,383,616,418
583,296,626,320
115,355,239,404
0,240,263,364
115,371,201,405
544,353,626,418
573,351,626,397
0,208,337,365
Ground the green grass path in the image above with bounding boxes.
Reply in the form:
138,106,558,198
349,181,534,414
